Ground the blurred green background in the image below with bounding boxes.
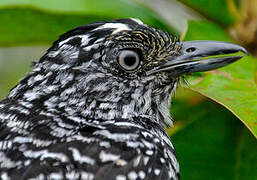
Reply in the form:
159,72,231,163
0,0,256,179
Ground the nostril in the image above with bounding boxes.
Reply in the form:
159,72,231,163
186,47,196,53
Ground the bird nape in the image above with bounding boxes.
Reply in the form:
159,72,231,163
0,18,247,180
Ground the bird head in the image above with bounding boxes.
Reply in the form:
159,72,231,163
9,18,247,128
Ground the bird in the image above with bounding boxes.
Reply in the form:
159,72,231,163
0,18,247,180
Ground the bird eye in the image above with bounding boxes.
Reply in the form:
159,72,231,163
118,50,140,71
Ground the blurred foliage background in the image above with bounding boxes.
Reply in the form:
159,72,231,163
0,0,256,179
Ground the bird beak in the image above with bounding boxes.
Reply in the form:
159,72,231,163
146,40,248,76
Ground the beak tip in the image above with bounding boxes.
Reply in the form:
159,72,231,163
240,47,248,55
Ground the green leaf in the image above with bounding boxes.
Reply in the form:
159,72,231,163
0,0,172,46
0,47,47,99
178,0,236,25
169,91,257,179
183,21,232,42
184,21,257,138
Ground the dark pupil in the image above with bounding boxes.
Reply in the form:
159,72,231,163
124,54,136,66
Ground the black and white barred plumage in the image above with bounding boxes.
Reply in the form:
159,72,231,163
0,18,246,179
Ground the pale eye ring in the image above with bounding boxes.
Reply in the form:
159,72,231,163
118,50,140,71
